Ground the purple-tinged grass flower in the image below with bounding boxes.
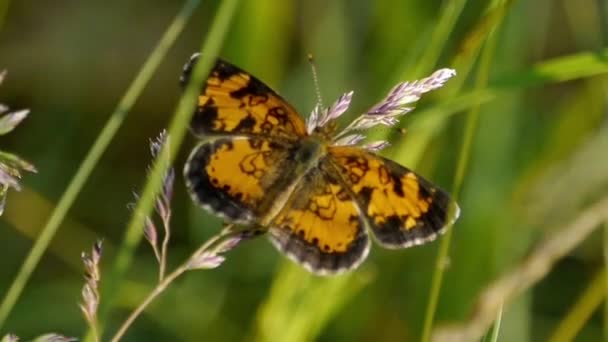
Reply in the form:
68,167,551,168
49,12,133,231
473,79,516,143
186,228,259,271
306,67,456,152
187,252,226,270
361,140,391,152
0,71,36,215
80,240,103,339
313,91,354,130
130,130,175,279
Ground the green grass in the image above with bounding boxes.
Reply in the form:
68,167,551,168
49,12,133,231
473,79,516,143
0,0,201,330
1,1,608,341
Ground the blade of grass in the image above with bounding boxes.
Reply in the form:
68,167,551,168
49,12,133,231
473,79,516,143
93,0,240,338
407,42,608,130
3,185,117,270
367,0,471,150
420,2,505,340
597,2,608,339
432,195,608,341
406,47,608,144
384,0,517,168
605,222,608,340
0,0,200,329
405,0,469,80
253,262,373,342
279,272,372,342
547,269,605,342
489,303,504,342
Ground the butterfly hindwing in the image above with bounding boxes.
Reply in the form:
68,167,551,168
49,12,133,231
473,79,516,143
181,54,308,140
269,163,370,275
328,145,458,248
184,136,296,224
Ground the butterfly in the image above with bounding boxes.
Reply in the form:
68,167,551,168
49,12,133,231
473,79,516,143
182,53,459,275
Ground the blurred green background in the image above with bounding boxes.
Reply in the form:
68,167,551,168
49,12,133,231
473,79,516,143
1,0,607,341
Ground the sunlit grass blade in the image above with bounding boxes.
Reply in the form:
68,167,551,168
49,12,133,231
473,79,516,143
432,195,608,341
93,0,240,339
605,222,608,340
420,1,506,340
405,0,469,79
404,48,608,157
0,0,201,330
382,15,608,217
384,0,516,167
548,269,605,342
254,263,373,342
488,304,504,342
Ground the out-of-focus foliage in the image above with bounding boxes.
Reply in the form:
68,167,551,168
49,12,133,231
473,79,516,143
0,0,607,340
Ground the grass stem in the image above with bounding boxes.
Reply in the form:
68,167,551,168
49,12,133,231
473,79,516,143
420,4,502,340
548,270,605,342
96,0,240,338
0,0,200,330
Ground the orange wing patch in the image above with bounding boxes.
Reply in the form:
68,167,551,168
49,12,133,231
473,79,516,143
184,137,293,224
269,167,370,275
181,55,307,140
328,146,457,248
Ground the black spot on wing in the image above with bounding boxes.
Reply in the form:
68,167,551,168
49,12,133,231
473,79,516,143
215,60,242,80
230,76,272,99
191,98,220,135
372,180,454,248
233,114,257,133
357,186,374,208
391,173,405,197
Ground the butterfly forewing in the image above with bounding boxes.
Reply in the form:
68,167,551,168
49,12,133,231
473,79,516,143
327,145,458,248
181,55,308,140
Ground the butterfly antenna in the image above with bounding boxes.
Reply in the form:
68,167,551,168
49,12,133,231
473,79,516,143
308,53,324,109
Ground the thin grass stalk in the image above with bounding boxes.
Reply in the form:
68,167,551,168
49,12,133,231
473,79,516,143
0,0,200,330
94,0,240,337
408,0,469,79
432,196,608,341
548,269,606,342
420,8,502,341
488,303,504,342
597,3,608,339
159,209,171,281
604,222,608,340
109,226,241,342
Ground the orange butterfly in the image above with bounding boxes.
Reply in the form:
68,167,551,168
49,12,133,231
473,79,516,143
182,54,459,275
